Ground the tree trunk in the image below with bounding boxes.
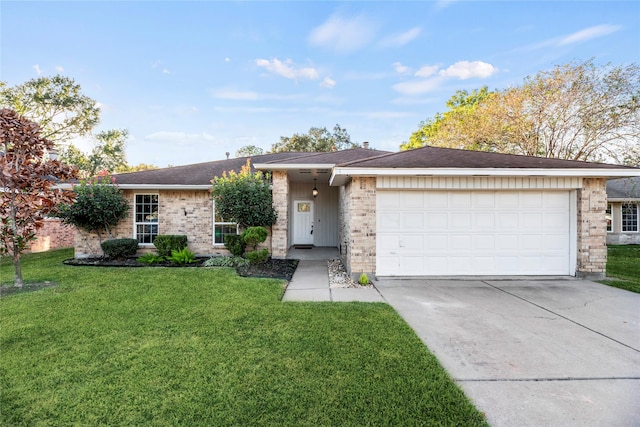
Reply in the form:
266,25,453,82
9,193,24,287
12,252,24,288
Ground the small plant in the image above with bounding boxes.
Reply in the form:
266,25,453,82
167,247,197,264
242,226,268,251
137,253,165,264
358,272,370,286
101,238,138,259
204,256,250,268
245,248,270,265
224,234,246,257
153,235,188,258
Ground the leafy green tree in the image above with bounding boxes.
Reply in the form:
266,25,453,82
211,160,277,228
235,145,264,157
0,75,99,143
271,124,358,152
59,129,129,177
403,60,640,164
55,171,130,248
0,108,78,287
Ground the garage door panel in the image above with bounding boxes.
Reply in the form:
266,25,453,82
377,190,571,276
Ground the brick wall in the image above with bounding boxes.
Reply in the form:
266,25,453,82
74,189,233,258
271,171,289,258
340,177,377,278
26,218,75,253
576,178,608,278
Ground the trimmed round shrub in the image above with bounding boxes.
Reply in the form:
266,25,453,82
242,226,268,251
224,234,246,257
101,238,138,259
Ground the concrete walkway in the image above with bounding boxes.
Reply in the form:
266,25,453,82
282,259,384,302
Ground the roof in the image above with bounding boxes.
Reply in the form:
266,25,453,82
606,177,640,200
339,146,639,170
258,148,391,166
113,152,303,188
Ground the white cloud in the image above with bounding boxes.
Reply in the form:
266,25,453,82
393,62,412,75
415,64,439,78
162,69,172,75
320,77,336,88
255,58,319,81
308,13,378,54
558,24,622,46
435,0,458,10
393,77,446,95
438,61,497,79
145,131,217,144
225,57,231,63
379,27,421,48
32,64,42,75
55,65,64,73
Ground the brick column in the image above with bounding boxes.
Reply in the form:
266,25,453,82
576,178,607,279
346,177,377,278
271,171,289,258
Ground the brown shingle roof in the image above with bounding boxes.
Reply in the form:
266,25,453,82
338,146,638,170
113,152,304,186
262,148,391,165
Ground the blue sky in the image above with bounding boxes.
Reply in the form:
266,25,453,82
2,1,639,167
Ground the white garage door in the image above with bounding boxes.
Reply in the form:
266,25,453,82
377,190,572,276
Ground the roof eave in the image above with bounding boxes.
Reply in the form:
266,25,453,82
329,167,640,186
254,163,336,170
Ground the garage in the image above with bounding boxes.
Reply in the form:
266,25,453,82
376,190,574,276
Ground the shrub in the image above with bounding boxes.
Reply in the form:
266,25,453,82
167,247,197,264
153,235,188,258
242,226,268,251
101,238,138,259
224,234,246,257
137,253,165,264
245,248,269,265
204,256,249,268
358,273,370,286
211,160,277,227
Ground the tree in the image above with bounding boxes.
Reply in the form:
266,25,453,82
235,145,264,157
59,129,129,177
271,124,358,152
54,171,129,248
211,160,277,228
1,75,141,170
0,75,99,144
404,60,640,164
0,108,78,287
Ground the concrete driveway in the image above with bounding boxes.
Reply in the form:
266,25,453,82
375,278,640,427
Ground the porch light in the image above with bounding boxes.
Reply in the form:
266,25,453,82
312,179,319,198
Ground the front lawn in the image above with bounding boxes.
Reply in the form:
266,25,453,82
601,245,640,293
1,250,487,426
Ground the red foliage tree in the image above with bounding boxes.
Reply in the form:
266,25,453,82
0,108,78,287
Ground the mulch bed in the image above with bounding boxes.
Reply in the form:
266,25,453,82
62,257,300,281
1,282,58,297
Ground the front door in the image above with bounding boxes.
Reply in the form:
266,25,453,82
293,200,314,245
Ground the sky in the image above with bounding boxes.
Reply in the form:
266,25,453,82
2,1,639,168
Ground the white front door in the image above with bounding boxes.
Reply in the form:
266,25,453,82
293,200,314,245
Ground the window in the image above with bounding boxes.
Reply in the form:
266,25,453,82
606,203,613,232
135,194,159,244
213,202,238,245
622,203,639,232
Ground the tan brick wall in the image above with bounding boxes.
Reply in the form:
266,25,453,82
576,178,608,277
339,177,377,278
26,218,75,253
271,171,289,258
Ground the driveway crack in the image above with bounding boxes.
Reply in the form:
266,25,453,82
481,281,640,354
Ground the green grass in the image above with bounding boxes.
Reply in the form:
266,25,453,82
1,249,487,426
601,245,640,293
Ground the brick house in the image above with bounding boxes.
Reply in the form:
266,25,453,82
606,176,640,244
72,145,640,279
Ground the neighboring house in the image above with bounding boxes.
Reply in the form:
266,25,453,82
26,218,75,253
73,145,640,279
606,176,640,244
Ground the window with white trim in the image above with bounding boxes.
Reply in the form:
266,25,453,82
134,194,159,244
622,203,639,232
606,203,613,232
213,201,238,245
